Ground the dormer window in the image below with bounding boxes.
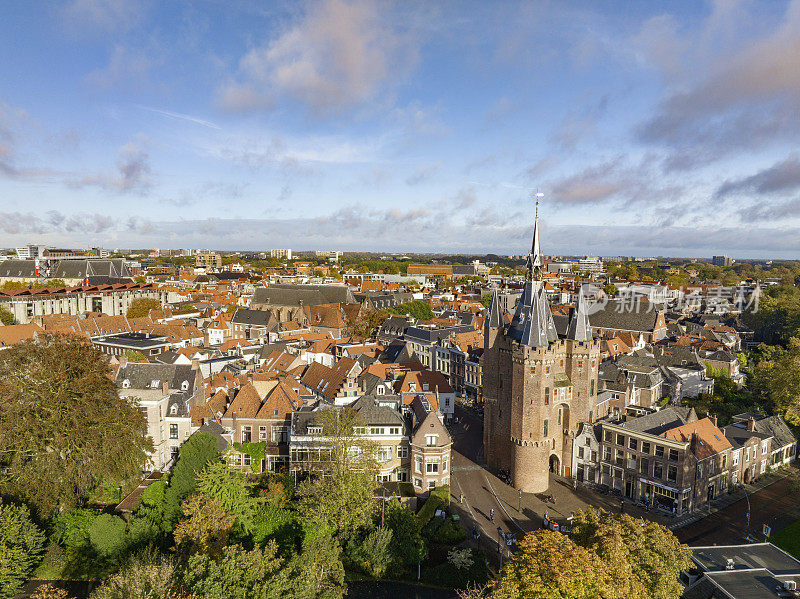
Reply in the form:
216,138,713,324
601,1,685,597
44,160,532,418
170,405,177,415
308,426,322,435
122,379,130,388
422,383,429,391
377,386,385,395
151,380,160,388
181,381,189,391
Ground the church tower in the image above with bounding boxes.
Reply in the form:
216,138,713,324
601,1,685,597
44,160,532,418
482,199,600,493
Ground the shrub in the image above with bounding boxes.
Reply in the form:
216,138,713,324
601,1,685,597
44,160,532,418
350,526,394,578
430,484,451,506
435,518,467,545
52,508,98,551
422,548,489,589
0,502,47,599
416,495,445,528
89,550,179,599
88,514,127,558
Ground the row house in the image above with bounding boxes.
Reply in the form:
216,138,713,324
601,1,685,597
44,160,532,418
730,413,797,468
115,360,203,470
229,308,278,341
396,369,455,421
597,407,731,514
300,357,362,405
221,379,305,473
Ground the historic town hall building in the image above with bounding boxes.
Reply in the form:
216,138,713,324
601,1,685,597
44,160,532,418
482,207,601,493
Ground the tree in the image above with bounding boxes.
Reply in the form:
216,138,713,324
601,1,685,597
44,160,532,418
0,501,47,599
174,495,236,559
493,530,610,599
0,305,13,325
390,300,434,321
480,295,493,309
88,513,128,558
347,308,389,339
751,337,800,425
297,408,378,544
124,349,148,363
571,509,692,599
350,526,393,578
195,460,262,534
162,433,221,530
89,550,182,599
385,499,427,568
0,335,151,514
603,284,618,296
126,298,162,318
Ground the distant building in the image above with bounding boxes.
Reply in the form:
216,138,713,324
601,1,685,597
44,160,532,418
712,255,733,267
195,250,222,269
270,249,293,260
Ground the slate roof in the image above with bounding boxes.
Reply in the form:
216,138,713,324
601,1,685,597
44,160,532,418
252,284,355,307
350,394,405,426
116,363,197,391
588,300,662,333
723,424,772,449
378,315,413,339
620,405,696,436
231,308,276,327
731,413,797,449
0,258,131,279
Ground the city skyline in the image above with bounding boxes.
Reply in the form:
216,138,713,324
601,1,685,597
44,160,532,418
2,1,800,257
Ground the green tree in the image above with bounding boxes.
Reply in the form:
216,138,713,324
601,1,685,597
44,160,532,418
297,408,378,544
385,499,427,569
603,284,618,296
480,294,493,309
126,298,162,318
0,305,13,325
752,337,800,425
571,509,692,599
124,349,148,363
350,526,393,578
0,502,47,599
195,460,262,534
390,300,434,321
88,513,128,558
0,335,151,514
493,530,611,599
162,433,221,530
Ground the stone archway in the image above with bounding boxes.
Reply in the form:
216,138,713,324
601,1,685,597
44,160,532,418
549,454,560,474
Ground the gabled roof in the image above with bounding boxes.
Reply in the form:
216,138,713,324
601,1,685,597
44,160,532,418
116,363,197,392
223,382,263,419
663,417,732,460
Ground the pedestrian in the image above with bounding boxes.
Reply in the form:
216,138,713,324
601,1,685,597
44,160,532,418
490,508,494,522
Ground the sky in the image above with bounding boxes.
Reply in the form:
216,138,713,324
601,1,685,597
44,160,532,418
2,0,800,257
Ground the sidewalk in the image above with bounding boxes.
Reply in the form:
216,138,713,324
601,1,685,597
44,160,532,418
668,468,795,531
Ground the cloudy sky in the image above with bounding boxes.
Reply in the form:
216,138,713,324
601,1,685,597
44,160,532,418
2,0,800,257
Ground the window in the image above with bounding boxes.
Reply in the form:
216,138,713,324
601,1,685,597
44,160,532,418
762,440,769,455
640,457,649,474
604,430,613,443
426,434,438,446
667,465,677,482
615,449,624,466
271,426,288,443
543,420,548,437
243,453,251,467
603,447,611,462
732,451,740,466
655,445,664,458
654,462,663,479
415,455,423,474
169,424,178,439
428,480,436,490
242,426,252,443
629,438,638,451
426,457,439,473
389,427,401,435
668,448,679,461
273,409,279,416
259,426,267,440
642,442,651,454
397,445,409,458
442,456,448,472
616,434,625,446
578,447,585,459
414,478,423,488
308,426,322,435
545,365,551,375
544,387,550,405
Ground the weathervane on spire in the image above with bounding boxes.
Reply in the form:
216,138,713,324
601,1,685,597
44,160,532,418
526,191,545,281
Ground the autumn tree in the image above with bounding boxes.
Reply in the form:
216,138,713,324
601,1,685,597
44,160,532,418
751,337,800,425
571,510,692,599
493,530,611,599
0,304,13,325
174,495,236,559
126,298,162,318
0,335,151,514
347,308,389,339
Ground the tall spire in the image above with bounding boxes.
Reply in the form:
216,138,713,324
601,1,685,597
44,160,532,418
526,192,544,281
567,284,592,342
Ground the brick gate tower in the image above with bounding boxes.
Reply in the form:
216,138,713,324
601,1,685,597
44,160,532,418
482,201,601,493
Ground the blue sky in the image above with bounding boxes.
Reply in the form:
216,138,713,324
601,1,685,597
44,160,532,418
2,0,800,257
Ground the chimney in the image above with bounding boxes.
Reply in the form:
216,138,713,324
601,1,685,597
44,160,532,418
191,358,200,371
163,381,169,395
709,414,718,427
747,417,756,432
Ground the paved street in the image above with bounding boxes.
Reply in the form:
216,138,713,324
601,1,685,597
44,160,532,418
448,402,800,555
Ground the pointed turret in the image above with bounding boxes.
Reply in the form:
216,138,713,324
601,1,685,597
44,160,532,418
567,284,592,342
525,198,544,281
486,289,502,329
